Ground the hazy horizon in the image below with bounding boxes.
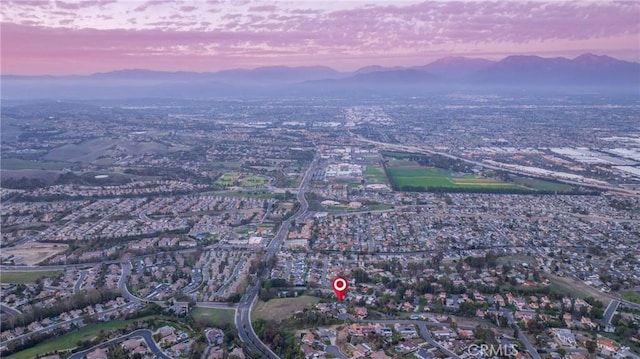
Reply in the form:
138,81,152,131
1,0,639,75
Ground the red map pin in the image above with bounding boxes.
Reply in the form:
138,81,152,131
332,276,348,300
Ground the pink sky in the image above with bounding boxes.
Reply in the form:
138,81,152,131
1,0,639,75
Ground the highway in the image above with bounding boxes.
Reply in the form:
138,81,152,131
235,155,317,358
68,329,170,359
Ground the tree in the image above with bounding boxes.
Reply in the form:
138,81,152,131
585,340,597,355
557,348,566,356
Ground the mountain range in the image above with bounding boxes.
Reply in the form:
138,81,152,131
2,53,638,99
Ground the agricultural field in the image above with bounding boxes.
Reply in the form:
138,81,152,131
215,172,266,188
385,160,523,191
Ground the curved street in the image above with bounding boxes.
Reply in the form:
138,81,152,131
68,329,170,359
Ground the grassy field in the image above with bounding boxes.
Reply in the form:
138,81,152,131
6,315,172,359
363,165,387,184
252,296,321,322
190,307,236,326
547,277,595,300
381,151,419,159
621,291,640,304
215,172,266,187
44,137,167,163
511,177,575,191
1,158,67,170
0,270,62,284
386,161,521,191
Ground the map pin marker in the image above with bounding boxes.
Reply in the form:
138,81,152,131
332,276,348,300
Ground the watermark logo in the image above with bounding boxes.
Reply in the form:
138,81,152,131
466,343,519,357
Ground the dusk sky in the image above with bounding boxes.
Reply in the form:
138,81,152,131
1,0,639,75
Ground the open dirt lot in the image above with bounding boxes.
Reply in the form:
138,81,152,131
2,242,68,265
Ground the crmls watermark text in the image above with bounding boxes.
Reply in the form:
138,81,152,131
467,343,519,357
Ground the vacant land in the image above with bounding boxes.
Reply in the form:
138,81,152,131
0,270,62,284
252,296,321,322
547,274,611,304
44,138,168,163
1,242,68,266
511,177,575,191
190,307,236,326
385,160,521,191
621,291,640,304
1,158,67,170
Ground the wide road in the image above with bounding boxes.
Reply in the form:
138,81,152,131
68,329,170,359
0,304,21,316
118,261,141,303
235,155,318,358
603,299,620,325
505,311,542,359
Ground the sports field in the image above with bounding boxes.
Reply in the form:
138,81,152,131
215,172,266,187
363,165,387,184
385,160,522,191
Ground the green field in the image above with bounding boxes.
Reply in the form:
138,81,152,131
190,307,236,326
547,278,592,299
364,165,387,184
6,315,172,359
215,172,266,187
381,151,418,159
621,291,640,304
1,158,67,170
252,296,321,322
386,161,522,191
0,270,62,284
